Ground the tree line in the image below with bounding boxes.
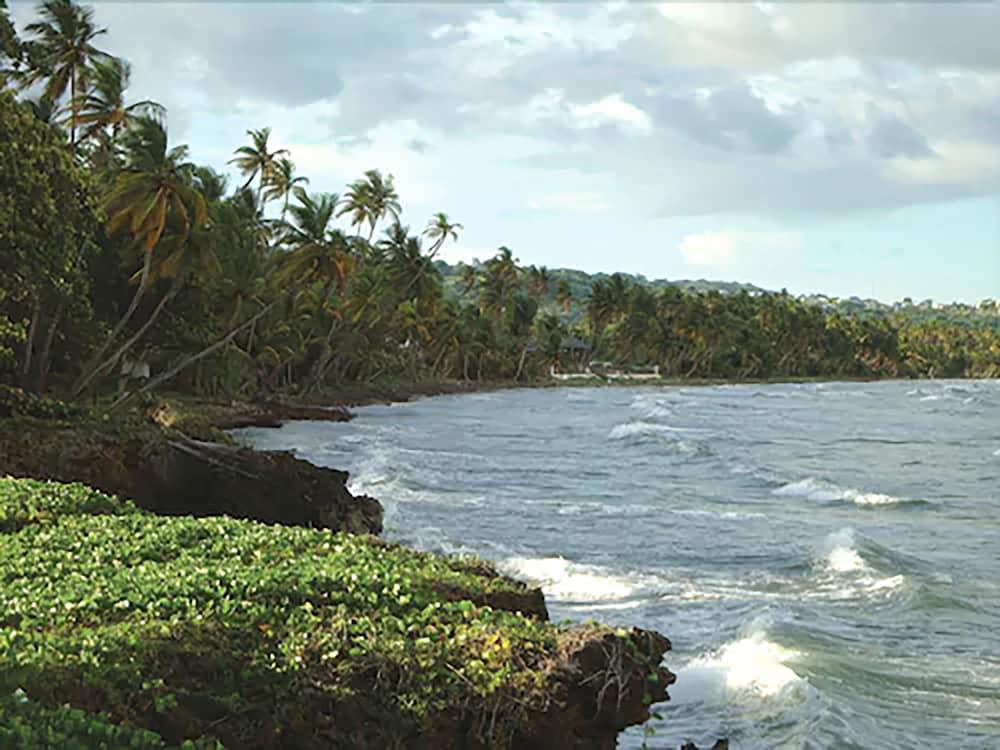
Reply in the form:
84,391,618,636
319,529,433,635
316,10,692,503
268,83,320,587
1,0,997,412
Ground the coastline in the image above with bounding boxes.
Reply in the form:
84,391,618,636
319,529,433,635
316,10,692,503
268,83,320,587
196,372,947,431
0,393,725,748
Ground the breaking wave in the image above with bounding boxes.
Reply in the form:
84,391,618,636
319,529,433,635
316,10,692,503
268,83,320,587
498,555,661,603
773,478,922,507
671,624,808,705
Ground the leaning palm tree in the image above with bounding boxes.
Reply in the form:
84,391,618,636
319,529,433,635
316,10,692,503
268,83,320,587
422,212,462,258
263,156,309,223
229,126,288,204
73,56,163,144
24,0,110,150
73,116,208,395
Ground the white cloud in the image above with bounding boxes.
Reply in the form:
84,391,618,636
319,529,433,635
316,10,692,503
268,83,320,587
571,94,652,132
680,231,803,267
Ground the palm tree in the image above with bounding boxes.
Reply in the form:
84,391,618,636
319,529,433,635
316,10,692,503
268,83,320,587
73,56,162,144
229,126,288,204
277,189,355,393
422,212,462,258
480,246,520,319
380,222,440,301
263,156,308,223
73,116,207,394
339,169,401,241
278,187,351,304
24,0,110,150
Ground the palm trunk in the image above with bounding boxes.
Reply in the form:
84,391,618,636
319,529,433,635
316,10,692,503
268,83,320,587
245,316,256,355
514,345,529,382
94,283,179,384
33,303,66,395
308,316,339,394
19,298,41,390
73,250,154,395
111,301,276,411
69,68,76,152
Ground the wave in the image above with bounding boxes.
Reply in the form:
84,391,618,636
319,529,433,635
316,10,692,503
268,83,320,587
498,555,659,603
819,528,867,573
608,422,714,462
671,626,807,705
772,478,922,508
811,529,907,598
609,420,704,440
644,404,675,420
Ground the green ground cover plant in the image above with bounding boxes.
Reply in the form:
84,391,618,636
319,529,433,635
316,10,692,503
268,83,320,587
0,478,656,748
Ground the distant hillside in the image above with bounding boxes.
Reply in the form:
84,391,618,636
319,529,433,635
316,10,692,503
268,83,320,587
435,260,1000,331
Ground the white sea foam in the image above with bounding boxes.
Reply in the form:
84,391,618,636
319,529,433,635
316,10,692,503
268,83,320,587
823,530,867,573
609,421,673,441
498,556,647,602
644,405,675,420
773,478,911,507
993,448,1000,457
773,478,847,502
609,420,705,440
812,529,906,598
671,630,805,705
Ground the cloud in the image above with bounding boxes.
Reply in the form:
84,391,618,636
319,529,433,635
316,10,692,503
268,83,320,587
570,94,652,132
680,231,803,267
10,0,1000,224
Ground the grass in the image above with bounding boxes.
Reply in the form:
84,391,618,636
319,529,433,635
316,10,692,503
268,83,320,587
0,477,660,748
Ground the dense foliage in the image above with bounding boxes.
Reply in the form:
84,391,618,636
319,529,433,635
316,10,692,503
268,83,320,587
0,0,996,410
0,478,663,747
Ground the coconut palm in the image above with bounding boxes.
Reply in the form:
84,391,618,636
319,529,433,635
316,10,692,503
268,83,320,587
229,126,288,203
422,212,462,258
380,222,440,301
73,116,207,394
263,156,309,222
480,246,520,319
73,56,162,144
23,0,109,150
278,187,352,304
339,169,401,241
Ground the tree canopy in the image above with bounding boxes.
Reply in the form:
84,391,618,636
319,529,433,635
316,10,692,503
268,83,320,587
0,0,997,407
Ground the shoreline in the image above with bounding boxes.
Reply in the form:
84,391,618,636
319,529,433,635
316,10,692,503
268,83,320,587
198,373,973,430
0,398,726,748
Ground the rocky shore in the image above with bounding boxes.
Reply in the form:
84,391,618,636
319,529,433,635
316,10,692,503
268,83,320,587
0,392,724,748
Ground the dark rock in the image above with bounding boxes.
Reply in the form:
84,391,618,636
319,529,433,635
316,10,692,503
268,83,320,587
0,423,382,534
210,400,353,430
430,579,549,620
510,626,676,750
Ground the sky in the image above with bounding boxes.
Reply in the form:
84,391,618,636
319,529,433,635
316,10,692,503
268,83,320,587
11,1,1000,303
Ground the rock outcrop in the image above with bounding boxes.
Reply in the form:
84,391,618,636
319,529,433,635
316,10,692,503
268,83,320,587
0,420,382,534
